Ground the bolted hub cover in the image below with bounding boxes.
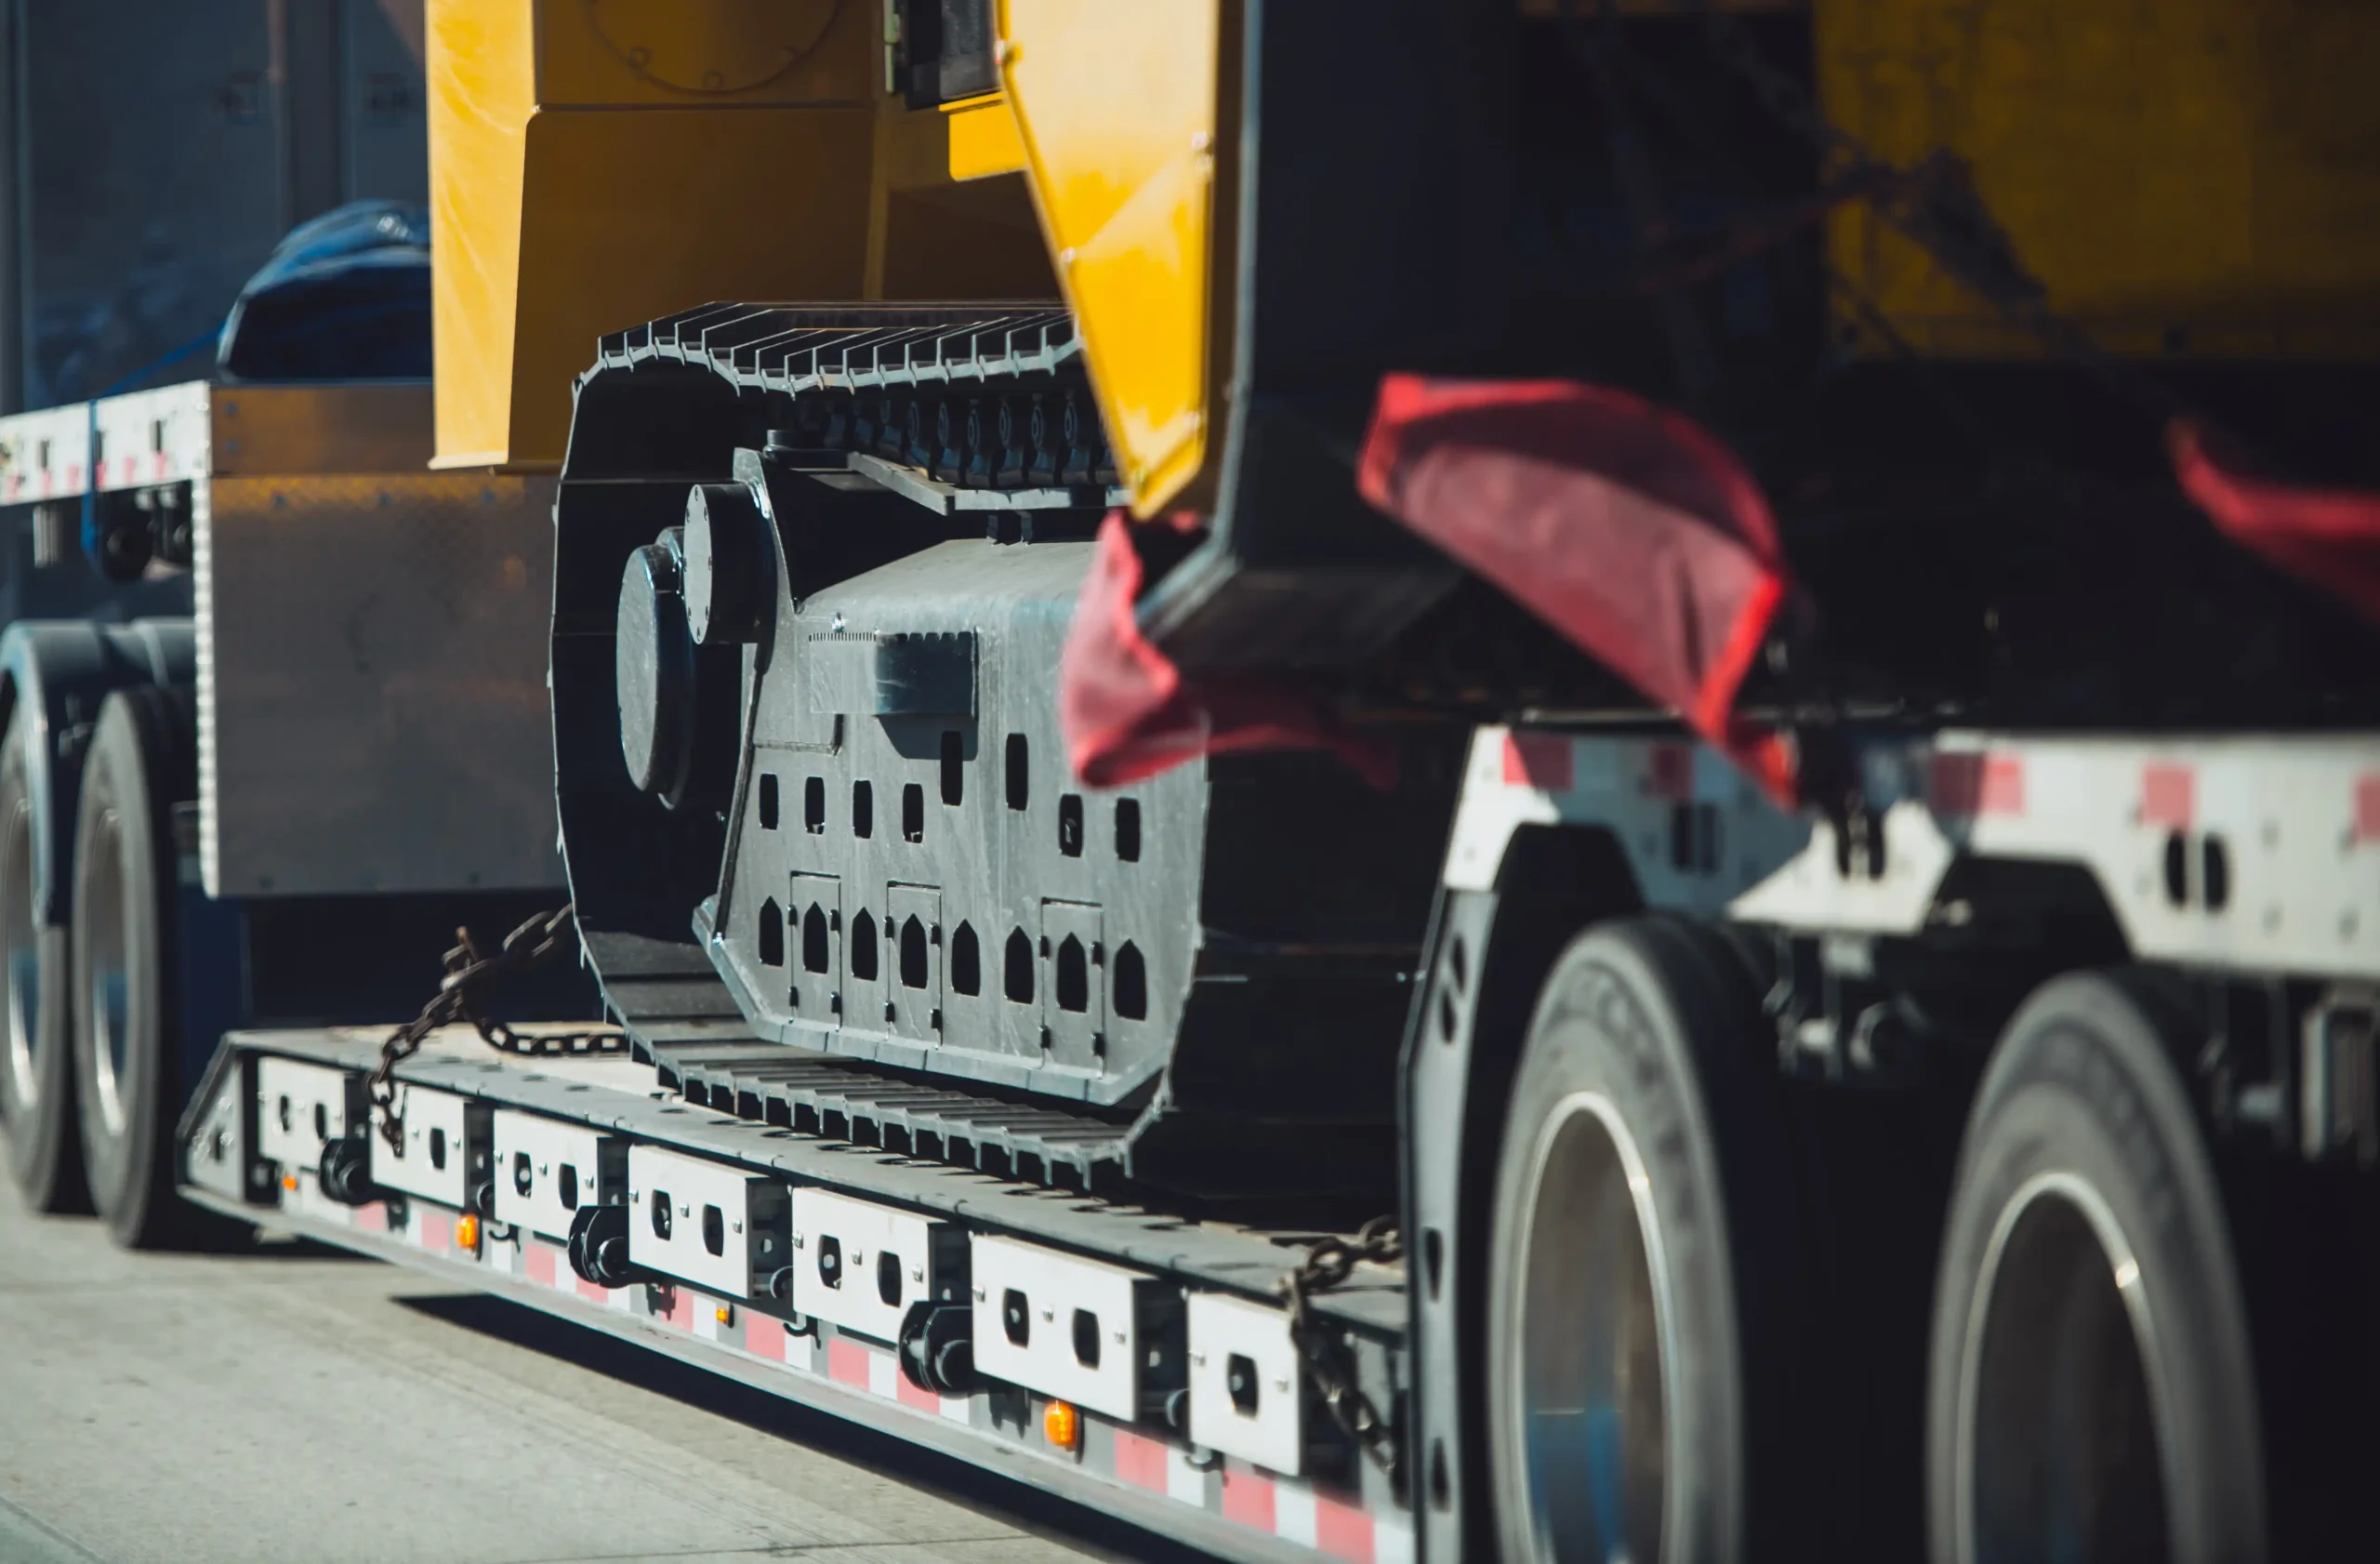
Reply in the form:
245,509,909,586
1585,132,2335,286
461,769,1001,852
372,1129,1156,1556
682,482,772,645
615,530,697,802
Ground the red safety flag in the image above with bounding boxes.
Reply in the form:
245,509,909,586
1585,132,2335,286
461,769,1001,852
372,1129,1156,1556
2171,418,2380,629
1356,374,1800,803
1059,512,1395,790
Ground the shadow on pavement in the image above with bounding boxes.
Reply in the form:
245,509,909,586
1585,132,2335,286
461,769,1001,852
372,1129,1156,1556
399,1290,1216,1564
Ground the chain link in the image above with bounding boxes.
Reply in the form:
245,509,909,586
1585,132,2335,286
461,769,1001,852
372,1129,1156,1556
1278,1215,1406,1481
368,903,625,1152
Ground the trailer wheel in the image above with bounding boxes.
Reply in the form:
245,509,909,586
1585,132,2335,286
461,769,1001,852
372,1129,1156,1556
1926,970,2265,1564
1486,916,1807,1564
0,702,86,1211
69,687,193,1249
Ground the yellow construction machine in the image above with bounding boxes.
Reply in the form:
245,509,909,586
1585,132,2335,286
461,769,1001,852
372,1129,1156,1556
172,6,2380,1562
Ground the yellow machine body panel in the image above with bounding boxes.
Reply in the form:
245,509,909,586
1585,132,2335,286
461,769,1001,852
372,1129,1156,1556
945,94,1026,182
866,92,1048,300
998,0,1230,516
1818,0,2380,359
536,0,846,103
430,0,1046,470
427,1,538,470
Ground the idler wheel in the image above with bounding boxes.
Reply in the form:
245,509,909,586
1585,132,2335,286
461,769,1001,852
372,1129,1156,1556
615,530,697,804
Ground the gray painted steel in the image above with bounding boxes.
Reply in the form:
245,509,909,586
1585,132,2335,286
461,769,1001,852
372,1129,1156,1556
593,302,1083,398
555,307,1458,1196
712,533,1208,1106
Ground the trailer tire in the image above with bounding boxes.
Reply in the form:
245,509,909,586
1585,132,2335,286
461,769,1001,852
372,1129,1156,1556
1925,969,2265,1564
1485,915,1810,1564
0,702,86,1212
69,686,197,1250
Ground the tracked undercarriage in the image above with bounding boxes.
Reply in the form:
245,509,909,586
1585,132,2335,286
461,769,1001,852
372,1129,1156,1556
553,305,1461,1203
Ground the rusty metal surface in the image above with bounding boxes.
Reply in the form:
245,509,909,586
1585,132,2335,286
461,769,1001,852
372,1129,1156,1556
195,470,562,896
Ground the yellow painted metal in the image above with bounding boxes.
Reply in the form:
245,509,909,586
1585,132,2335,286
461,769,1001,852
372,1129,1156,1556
863,88,1048,299
1818,0,2380,359
427,0,877,468
553,0,844,99
945,95,1026,182
998,0,1231,516
1516,0,1802,12
427,0,536,468
877,95,952,193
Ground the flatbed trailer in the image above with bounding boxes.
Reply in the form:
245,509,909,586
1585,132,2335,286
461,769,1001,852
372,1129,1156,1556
38,3,2380,1561
174,717,2380,1563
180,1024,1413,1564
0,373,573,1247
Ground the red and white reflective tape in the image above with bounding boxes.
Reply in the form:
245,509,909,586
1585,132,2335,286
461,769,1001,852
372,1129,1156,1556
303,1196,1412,1560
1455,723,2380,980
1445,726,1805,912
1113,1429,1409,1564
615,1244,1411,1559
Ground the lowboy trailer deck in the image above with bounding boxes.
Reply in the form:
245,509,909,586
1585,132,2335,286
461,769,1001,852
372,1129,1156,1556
181,1024,1412,1564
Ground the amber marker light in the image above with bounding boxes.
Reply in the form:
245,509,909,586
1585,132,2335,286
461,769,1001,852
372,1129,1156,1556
715,1305,734,1326
282,1173,298,1192
455,1211,480,1251
1043,1398,1080,1451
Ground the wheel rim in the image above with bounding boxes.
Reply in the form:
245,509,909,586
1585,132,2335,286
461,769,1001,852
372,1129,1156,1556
3,795,39,1109
83,803,132,1138
1957,1172,2170,1564
1508,1091,1673,1564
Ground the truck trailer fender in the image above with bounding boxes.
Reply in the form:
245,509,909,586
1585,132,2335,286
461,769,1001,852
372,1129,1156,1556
1400,817,1646,1563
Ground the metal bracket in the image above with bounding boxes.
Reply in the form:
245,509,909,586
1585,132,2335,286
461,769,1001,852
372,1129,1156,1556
2300,986,2379,1165
841,451,1125,515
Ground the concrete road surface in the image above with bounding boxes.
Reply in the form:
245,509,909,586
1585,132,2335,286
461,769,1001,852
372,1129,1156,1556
0,1154,1189,1564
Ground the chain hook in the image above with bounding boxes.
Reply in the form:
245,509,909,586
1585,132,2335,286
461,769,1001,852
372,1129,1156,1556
367,903,623,1152
1276,1216,1406,1481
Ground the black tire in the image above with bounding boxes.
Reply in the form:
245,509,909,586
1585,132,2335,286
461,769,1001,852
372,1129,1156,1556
1485,916,1815,1564
70,685,198,1249
1925,970,2265,1564
0,700,86,1212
